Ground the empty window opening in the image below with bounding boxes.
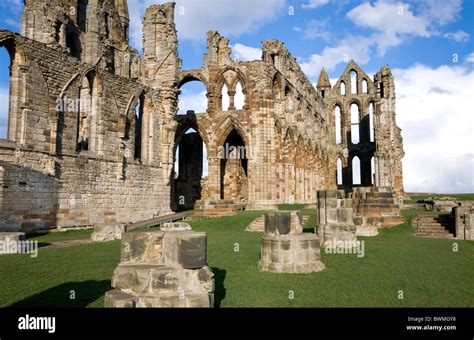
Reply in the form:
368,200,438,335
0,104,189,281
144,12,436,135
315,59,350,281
134,94,144,160
335,105,342,144
350,70,358,94
362,79,368,94
352,156,361,185
369,102,375,142
66,25,81,59
77,75,93,151
0,47,10,139
337,158,343,186
77,0,88,31
340,81,346,96
350,103,360,144
221,84,230,111
234,82,244,110
178,80,207,115
104,13,110,38
371,156,375,185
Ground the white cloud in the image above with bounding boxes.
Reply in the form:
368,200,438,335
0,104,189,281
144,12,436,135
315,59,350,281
347,1,431,55
394,64,474,193
177,88,207,115
302,0,330,9
348,2,430,36
129,0,285,51
231,44,262,62
443,30,470,43
417,0,462,25
0,87,8,138
300,0,466,78
300,35,373,76
466,52,474,64
293,19,331,41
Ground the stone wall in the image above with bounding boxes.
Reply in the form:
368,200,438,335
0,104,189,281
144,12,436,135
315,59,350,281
0,4,174,232
0,1,405,231
454,202,474,240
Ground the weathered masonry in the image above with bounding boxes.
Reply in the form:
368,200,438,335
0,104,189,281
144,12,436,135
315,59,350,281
0,1,404,233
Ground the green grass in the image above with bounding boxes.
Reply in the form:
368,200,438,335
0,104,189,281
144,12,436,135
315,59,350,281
0,209,473,307
27,229,93,243
277,203,310,211
406,193,474,202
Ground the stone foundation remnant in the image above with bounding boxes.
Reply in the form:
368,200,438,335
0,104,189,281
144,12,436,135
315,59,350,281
193,200,238,219
91,223,127,242
454,202,474,240
105,223,214,307
316,190,361,248
352,187,404,229
425,200,457,212
258,212,325,274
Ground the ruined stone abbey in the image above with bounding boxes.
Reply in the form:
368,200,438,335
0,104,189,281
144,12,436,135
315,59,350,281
0,1,404,233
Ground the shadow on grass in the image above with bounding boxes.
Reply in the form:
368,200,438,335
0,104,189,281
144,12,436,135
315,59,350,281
212,267,227,308
9,280,111,308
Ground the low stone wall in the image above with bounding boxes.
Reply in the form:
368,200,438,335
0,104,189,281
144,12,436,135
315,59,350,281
454,202,474,240
193,199,238,218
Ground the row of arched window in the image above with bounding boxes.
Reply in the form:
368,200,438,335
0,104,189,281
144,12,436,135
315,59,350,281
337,156,375,186
335,102,375,145
340,70,369,96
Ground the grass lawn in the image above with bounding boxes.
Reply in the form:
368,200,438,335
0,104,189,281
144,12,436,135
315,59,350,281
0,209,473,308
277,203,310,211
405,193,474,204
27,229,93,243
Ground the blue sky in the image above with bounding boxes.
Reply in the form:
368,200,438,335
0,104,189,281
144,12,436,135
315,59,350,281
0,0,473,193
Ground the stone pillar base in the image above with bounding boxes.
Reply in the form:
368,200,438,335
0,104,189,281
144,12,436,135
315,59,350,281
320,224,357,248
91,224,127,242
258,233,325,274
105,265,214,308
356,226,379,237
105,225,214,308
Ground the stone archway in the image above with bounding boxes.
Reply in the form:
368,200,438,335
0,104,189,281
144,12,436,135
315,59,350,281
219,128,248,203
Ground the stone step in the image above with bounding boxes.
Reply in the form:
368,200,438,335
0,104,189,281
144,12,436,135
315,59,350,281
415,228,451,234
415,232,454,239
415,222,446,226
414,226,453,231
246,216,265,232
